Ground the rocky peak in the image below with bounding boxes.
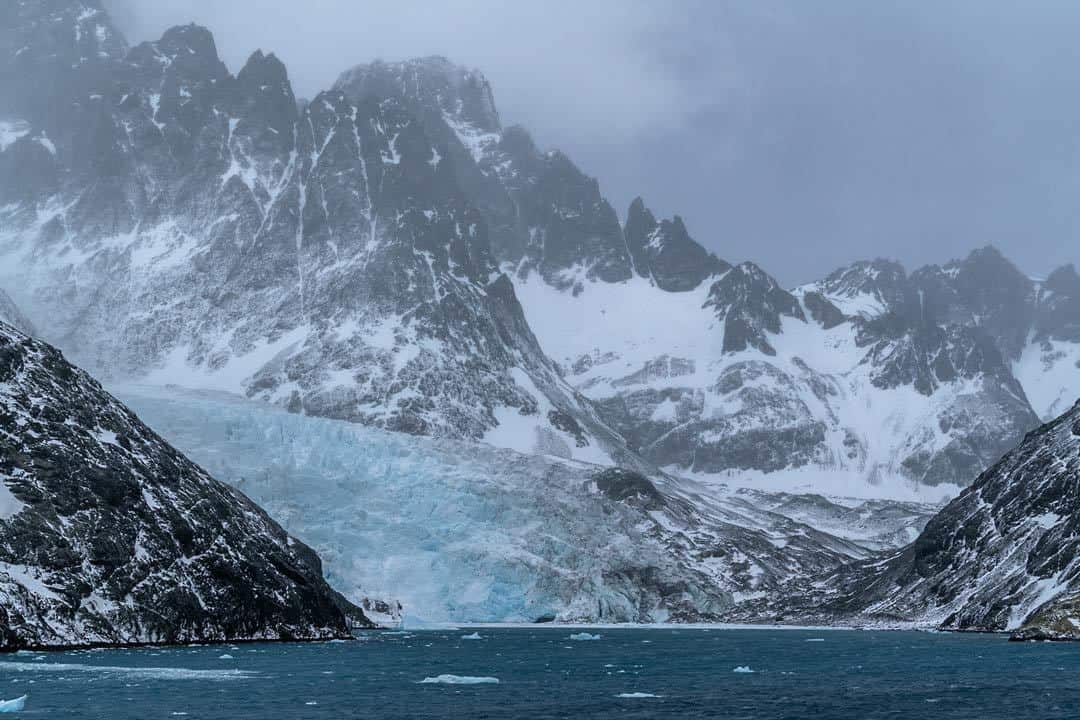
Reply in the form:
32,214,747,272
238,49,290,90
912,245,1035,359
815,258,911,319
228,49,299,158
623,197,729,292
1045,263,1080,295
705,262,805,355
155,23,220,65
1035,263,1080,343
335,56,500,134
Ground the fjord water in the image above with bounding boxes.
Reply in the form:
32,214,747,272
1,629,1078,719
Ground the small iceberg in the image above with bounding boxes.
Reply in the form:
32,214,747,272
420,675,499,685
805,638,825,642
569,632,601,641
460,632,483,641
0,696,26,713
733,666,754,673
616,692,661,699
218,654,234,660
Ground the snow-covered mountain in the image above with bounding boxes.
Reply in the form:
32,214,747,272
765,399,1080,638
114,383,935,624
0,319,363,649
2,2,1075,503
336,57,1076,499
0,3,638,468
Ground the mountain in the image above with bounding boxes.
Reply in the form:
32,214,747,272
113,383,935,624
757,399,1080,635
335,57,1074,498
0,320,364,649
0,6,639,468
2,3,1074,500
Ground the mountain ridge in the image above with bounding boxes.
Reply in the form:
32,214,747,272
0,4,1075,498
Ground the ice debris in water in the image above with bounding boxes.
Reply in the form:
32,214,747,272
806,638,825,642
733,666,755,673
461,632,483,641
616,693,662,699
0,696,26,713
218,654,234,660
420,675,499,685
569,632,601,641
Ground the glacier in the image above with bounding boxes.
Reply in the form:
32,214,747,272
114,384,935,625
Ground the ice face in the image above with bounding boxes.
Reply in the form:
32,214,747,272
113,384,935,625
114,386,729,624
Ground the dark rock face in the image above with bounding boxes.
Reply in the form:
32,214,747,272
910,246,1036,361
1035,264,1080,343
0,320,364,649
335,61,729,294
0,0,127,121
781,400,1080,632
1011,594,1080,641
624,197,728,292
705,262,805,355
592,467,665,509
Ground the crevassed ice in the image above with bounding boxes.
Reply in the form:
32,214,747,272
115,385,693,624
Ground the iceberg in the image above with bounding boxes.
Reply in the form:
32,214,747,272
420,675,499,685
0,696,26,713
732,666,754,673
615,693,661,699
569,632,601,641
460,632,483,641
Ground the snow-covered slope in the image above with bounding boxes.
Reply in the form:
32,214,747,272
0,321,364,649
771,399,1080,634
0,7,638,469
114,383,934,624
515,251,1037,501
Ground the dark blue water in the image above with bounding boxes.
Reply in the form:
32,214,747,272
1,627,1078,718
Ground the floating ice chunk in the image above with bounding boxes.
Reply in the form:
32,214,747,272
805,638,825,642
569,632,601,641
461,632,483,641
218,654,233,660
733,666,754,673
0,661,255,681
615,692,661,699
0,696,26,713
419,675,499,685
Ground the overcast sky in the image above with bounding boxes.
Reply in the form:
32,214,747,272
102,0,1079,285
